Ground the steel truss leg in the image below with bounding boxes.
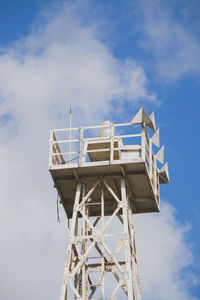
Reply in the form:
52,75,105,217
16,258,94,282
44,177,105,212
59,178,142,300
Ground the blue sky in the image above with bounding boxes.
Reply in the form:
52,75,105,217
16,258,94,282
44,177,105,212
0,0,200,299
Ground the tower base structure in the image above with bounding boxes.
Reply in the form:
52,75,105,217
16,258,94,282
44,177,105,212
60,178,142,300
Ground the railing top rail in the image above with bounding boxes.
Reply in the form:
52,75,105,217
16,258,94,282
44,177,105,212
51,122,138,133
53,127,80,132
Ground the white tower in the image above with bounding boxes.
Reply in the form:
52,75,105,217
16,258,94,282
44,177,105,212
49,108,169,300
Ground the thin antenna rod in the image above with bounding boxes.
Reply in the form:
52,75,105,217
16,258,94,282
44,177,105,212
69,105,72,162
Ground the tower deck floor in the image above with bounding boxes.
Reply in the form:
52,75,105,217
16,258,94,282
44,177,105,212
50,160,159,218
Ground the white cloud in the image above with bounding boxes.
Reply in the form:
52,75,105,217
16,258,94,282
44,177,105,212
0,2,156,136
0,1,196,299
135,202,197,300
138,0,200,81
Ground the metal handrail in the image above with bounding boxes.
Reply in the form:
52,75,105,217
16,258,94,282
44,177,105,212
49,123,157,182
49,122,159,202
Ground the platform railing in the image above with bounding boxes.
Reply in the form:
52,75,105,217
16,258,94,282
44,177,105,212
49,122,159,197
143,126,159,200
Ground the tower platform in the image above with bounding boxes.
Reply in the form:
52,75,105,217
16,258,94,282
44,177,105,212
50,160,158,218
49,116,168,219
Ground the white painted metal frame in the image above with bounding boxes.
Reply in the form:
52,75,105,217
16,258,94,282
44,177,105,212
59,178,142,300
49,123,145,167
49,122,159,197
49,110,169,299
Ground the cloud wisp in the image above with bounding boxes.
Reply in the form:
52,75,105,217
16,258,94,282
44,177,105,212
138,0,200,81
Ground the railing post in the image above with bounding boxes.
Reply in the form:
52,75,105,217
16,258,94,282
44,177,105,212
149,139,153,179
49,130,53,168
156,169,160,208
79,127,84,167
110,124,114,164
153,155,157,195
141,124,145,161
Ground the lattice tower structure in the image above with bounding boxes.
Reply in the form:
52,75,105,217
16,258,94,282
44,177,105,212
49,108,169,300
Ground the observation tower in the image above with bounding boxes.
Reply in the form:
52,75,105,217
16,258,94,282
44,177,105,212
49,107,169,300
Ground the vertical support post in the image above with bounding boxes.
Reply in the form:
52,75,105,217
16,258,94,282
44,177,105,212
82,184,86,299
101,181,105,300
129,201,142,300
85,202,89,299
59,182,81,300
121,177,134,300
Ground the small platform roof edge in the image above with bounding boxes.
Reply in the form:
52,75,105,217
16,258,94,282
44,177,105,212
130,107,156,133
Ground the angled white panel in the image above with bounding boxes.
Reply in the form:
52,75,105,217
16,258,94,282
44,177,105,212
130,107,148,124
149,112,156,132
151,128,160,147
156,145,164,164
131,107,156,133
159,162,169,184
